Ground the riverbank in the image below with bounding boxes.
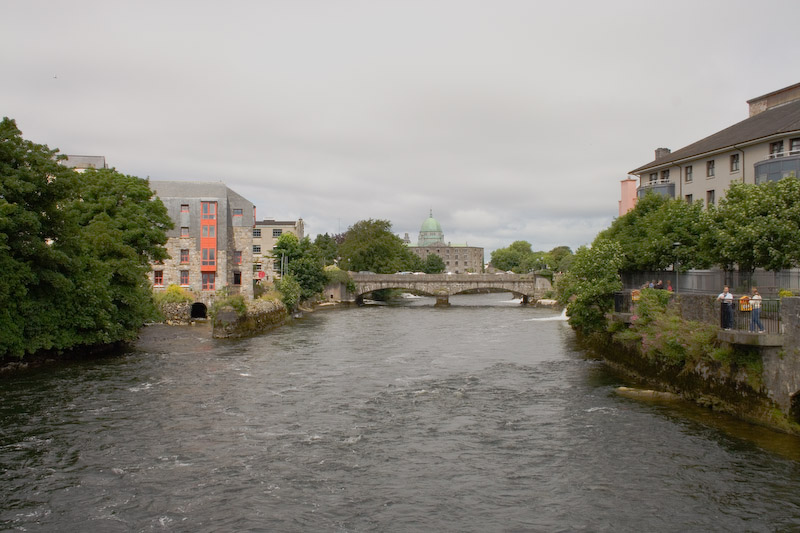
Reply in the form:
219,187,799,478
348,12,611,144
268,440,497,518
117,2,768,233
590,290,800,435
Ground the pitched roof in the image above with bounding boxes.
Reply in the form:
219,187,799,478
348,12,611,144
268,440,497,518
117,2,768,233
149,180,230,199
629,98,800,174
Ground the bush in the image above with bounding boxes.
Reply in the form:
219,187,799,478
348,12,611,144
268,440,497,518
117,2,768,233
276,274,302,311
153,284,194,305
209,294,247,320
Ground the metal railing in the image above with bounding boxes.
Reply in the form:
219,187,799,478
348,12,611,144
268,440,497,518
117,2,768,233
726,299,781,334
622,270,800,298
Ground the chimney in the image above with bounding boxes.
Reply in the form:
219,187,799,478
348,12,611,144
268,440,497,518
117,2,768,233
655,147,671,160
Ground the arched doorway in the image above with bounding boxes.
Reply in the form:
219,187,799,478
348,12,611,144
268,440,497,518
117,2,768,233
790,391,800,424
191,302,208,319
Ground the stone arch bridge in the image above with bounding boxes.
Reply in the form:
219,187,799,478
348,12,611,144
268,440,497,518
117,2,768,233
349,273,551,306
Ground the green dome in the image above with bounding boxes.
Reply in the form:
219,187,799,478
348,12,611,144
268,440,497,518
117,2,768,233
420,216,442,234
418,210,445,246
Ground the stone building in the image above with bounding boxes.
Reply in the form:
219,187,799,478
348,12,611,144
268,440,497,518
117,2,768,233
60,154,108,172
149,181,256,304
628,81,800,207
252,218,305,282
406,211,484,274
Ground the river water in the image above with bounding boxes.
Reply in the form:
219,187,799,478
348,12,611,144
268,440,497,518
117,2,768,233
3,292,800,532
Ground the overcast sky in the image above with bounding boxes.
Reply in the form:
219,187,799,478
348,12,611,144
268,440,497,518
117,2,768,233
4,1,800,257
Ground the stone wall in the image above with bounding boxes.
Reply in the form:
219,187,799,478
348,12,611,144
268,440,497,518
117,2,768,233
212,299,287,339
159,302,192,325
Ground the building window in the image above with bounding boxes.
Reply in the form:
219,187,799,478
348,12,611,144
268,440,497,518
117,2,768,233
153,270,164,286
649,172,657,183
202,225,216,238
180,249,189,263
706,160,715,177
273,260,280,270
770,141,785,158
685,166,693,182
706,190,715,206
253,228,261,238
685,194,693,203
254,263,262,271
181,227,189,237
233,208,243,217
253,245,261,254
661,169,670,181
233,251,242,264
233,272,242,285
180,270,189,286
273,229,282,238
201,201,217,220
181,204,189,213
202,273,215,290
791,138,800,155
201,248,216,267
730,153,740,172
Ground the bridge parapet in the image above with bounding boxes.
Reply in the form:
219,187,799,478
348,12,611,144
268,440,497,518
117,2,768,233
349,272,551,303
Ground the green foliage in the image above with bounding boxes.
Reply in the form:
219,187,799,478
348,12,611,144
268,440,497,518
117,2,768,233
209,294,247,320
556,239,623,335
338,219,422,273
154,284,193,305
780,289,795,298
276,274,302,311
491,242,573,273
710,178,800,272
423,253,446,274
313,233,339,265
0,118,170,357
289,256,327,301
324,266,355,292
601,179,800,274
599,192,710,272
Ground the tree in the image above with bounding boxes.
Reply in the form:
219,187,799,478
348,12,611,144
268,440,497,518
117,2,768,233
0,118,171,357
547,246,573,272
338,219,421,273
556,239,623,336
313,233,339,265
598,192,709,272
423,254,446,274
63,168,172,340
0,117,78,355
490,240,533,272
710,178,800,272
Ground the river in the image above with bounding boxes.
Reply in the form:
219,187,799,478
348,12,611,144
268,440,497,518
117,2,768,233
2,292,800,532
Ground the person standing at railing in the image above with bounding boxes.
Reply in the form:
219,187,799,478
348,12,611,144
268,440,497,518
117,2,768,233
750,287,765,333
717,285,734,330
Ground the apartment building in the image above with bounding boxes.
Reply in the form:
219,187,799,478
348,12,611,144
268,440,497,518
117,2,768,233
627,82,800,209
149,181,256,302
252,218,305,282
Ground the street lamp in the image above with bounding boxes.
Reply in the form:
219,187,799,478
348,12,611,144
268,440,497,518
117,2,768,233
672,242,681,295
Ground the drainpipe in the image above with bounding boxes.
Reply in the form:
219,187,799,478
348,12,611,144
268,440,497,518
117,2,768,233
677,164,683,200
734,144,746,183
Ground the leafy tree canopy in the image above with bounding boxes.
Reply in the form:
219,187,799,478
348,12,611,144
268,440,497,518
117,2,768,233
0,117,171,357
556,239,623,335
710,178,800,272
338,219,422,273
423,253,446,274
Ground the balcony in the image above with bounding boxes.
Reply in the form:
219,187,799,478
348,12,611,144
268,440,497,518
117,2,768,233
637,179,675,199
754,151,800,184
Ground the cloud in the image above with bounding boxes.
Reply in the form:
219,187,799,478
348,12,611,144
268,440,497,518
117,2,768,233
3,0,800,260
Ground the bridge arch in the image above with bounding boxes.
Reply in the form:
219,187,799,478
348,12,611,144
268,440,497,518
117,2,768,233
349,273,550,305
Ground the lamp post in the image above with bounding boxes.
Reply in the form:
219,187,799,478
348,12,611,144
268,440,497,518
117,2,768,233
672,242,681,295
